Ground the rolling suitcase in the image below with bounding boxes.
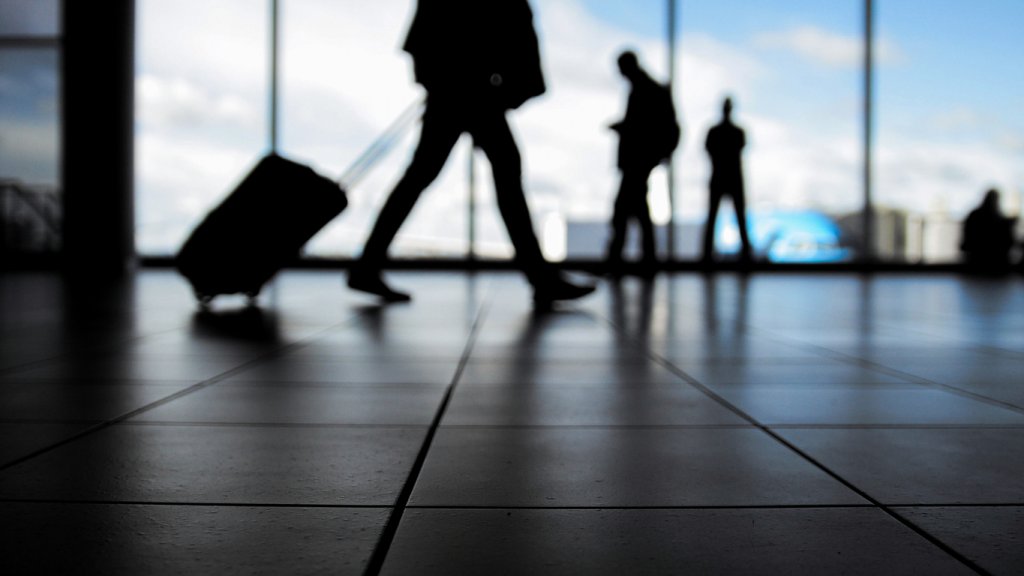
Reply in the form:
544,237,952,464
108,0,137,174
176,101,422,305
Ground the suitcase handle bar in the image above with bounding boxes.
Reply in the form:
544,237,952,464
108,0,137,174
337,99,425,190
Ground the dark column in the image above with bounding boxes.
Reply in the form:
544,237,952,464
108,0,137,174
862,0,875,262
61,0,135,276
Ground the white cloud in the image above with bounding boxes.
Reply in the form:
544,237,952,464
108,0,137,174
137,74,260,129
875,136,1021,217
754,26,904,69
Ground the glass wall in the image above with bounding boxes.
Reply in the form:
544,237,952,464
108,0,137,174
0,0,60,36
508,0,670,261
875,1,1024,263
135,0,269,256
132,0,1023,266
280,0,468,259
0,0,62,255
677,0,863,263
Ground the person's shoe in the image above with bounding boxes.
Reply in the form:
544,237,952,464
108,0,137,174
347,267,411,302
532,276,595,306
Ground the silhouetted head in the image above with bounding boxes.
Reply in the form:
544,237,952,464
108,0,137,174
617,50,640,79
983,188,1000,210
722,97,734,118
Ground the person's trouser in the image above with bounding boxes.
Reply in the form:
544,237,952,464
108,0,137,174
359,97,549,281
606,167,656,263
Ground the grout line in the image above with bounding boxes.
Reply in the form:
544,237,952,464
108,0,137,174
0,325,191,377
0,314,368,472
362,289,492,576
765,336,1024,416
6,419,1023,430
2,499,1020,510
97,421,434,429
0,498,394,509
590,287,993,576
651,356,993,576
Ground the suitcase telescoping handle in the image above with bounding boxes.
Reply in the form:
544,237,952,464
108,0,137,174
336,99,425,190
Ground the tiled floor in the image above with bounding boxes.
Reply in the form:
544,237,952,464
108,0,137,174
1,269,1022,575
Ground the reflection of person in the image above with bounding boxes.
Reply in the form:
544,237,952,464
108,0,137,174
605,50,680,275
702,97,753,265
961,188,1017,272
348,0,594,305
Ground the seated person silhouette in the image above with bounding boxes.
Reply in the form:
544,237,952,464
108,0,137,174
702,97,753,265
961,188,1017,272
605,50,680,276
347,0,594,305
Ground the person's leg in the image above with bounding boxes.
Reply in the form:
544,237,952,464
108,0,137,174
468,110,544,268
605,175,633,267
470,109,593,304
634,168,656,268
702,187,723,263
349,101,463,301
732,189,753,262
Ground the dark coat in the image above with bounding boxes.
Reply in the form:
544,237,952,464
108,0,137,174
613,71,679,171
961,204,1016,264
402,0,546,110
705,120,745,196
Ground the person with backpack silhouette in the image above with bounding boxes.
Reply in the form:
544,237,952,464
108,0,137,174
604,50,680,276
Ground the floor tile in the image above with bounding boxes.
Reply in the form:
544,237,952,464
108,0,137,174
652,337,829,362
410,428,864,507
0,502,388,576
715,387,1024,426
675,362,915,388
223,358,459,385
381,508,974,576
4,355,247,383
458,359,685,387
441,383,746,426
895,506,1024,576
135,383,447,425
0,423,425,505
2,270,1023,574
870,359,1024,409
777,428,1024,504
0,422,96,466
0,381,193,422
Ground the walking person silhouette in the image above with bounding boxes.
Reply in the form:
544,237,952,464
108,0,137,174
604,50,680,276
347,0,594,305
702,97,753,265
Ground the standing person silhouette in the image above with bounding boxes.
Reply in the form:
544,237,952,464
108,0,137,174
702,97,753,265
605,50,680,276
347,0,594,305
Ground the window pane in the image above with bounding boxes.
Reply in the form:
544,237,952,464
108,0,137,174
0,0,60,37
517,0,670,262
0,48,60,184
135,0,269,256
280,0,468,259
0,47,61,254
876,1,1024,263
678,0,862,263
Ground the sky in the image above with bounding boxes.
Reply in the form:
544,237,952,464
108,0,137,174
1,0,1021,260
